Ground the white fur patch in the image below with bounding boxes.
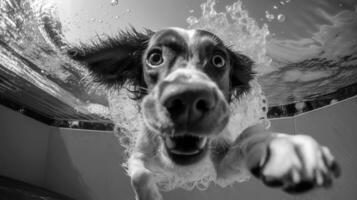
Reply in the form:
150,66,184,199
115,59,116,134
169,27,196,45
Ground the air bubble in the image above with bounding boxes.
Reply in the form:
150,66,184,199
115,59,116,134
277,14,285,22
110,0,119,6
295,102,305,113
265,11,275,22
186,16,199,26
330,99,338,104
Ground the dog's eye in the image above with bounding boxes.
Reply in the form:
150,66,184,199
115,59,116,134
212,54,226,68
147,50,164,67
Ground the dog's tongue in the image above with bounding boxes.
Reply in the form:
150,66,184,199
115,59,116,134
165,135,207,155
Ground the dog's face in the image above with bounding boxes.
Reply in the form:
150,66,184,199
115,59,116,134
69,27,254,166
142,28,235,165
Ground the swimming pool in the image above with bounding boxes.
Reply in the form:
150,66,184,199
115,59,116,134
0,0,356,124
1,1,357,200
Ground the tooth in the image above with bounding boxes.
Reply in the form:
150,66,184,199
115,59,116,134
165,137,175,149
198,137,207,149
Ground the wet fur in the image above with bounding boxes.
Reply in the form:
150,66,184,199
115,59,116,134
69,27,340,200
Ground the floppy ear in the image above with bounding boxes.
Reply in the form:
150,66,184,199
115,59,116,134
68,28,154,98
229,50,255,99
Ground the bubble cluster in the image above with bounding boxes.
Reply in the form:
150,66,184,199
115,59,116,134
186,16,199,26
265,11,275,22
186,0,271,74
267,0,290,23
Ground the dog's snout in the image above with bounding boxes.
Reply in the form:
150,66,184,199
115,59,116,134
161,82,216,126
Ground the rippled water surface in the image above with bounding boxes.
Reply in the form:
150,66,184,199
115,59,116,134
0,0,356,123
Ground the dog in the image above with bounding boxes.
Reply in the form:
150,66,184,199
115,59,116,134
68,27,340,200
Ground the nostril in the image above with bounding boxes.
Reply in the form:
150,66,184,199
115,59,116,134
165,98,186,115
195,99,211,113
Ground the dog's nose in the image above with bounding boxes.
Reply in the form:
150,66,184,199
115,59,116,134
160,82,217,126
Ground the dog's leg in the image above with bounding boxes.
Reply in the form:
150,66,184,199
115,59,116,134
216,124,340,193
127,154,162,200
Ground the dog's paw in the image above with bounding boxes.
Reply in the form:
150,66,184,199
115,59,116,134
131,172,163,200
252,134,341,193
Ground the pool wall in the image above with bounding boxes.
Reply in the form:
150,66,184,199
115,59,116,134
0,105,50,186
1,96,356,200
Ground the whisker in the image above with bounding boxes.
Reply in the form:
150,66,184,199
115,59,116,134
137,86,149,92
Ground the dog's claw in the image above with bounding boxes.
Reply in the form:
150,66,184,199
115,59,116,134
330,161,341,178
283,181,314,194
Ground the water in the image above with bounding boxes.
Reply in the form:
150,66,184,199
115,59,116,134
0,0,356,121
186,0,357,107
0,0,111,121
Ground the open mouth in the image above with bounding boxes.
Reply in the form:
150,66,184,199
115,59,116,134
164,134,209,165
